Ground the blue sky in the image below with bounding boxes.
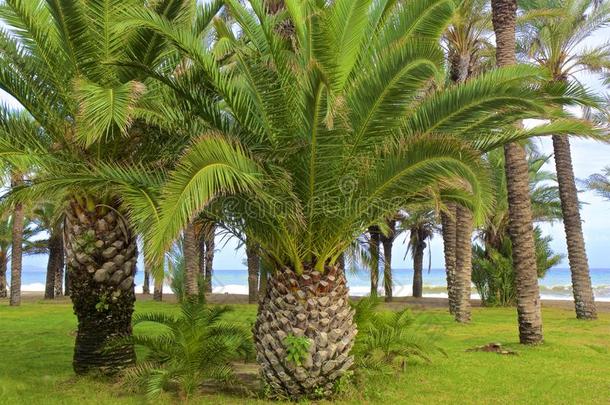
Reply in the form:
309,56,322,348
6,25,610,272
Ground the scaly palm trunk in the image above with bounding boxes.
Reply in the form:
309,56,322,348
412,240,425,298
441,204,458,314
197,221,215,293
9,176,24,307
142,270,150,295
552,135,597,319
44,230,64,299
246,239,260,304
65,198,137,374
368,225,380,297
183,222,200,301
54,235,65,297
204,224,215,293
454,206,473,322
153,278,163,301
492,0,543,344
449,51,474,322
381,220,396,302
254,265,356,399
0,253,7,298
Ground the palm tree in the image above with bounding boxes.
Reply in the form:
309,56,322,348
30,203,65,300
196,218,215,293
131,0,583,397
0,0,223,373
441,0,493,318
516,0,609,320
0,214,42,299
380,217,397,302
402,210,438,299
474,146,565,305
491,0,544,344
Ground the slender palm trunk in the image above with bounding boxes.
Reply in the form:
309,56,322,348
204,224,215,293
368,225,380,297
153,278,163,301
9,176,24,307
254,265,356,399
197,222,215,293
0,253,7,299
64,266,71,296
44,230,64,300
454,206,473,322
142,270,150,295
381,220,395,302
183,222,200,301
246,240,259,304
412,240,424,298
65,198,136,374
441,204,458,313
492,0,543,344
54,235,65,297
552,135,597,319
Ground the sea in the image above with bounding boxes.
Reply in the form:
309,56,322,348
11,267,610,302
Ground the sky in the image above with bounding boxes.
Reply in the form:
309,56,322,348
5,23,610,273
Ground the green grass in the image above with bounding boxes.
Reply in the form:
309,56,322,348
0,298,609,404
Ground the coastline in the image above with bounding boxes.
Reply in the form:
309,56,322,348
12,291,610,312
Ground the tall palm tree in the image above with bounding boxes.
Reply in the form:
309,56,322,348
0,0,223,373
441,0,493,317
491,0,544,344
516,0,610,320
132,0,585,397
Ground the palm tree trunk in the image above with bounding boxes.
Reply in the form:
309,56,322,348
254,265,356,399
204,223,215,293
64,266,71,296
246,239,260,304
381,220,396,302
368,225,380,297
153,278,163,301
54,235,65,297
183,222,200,301
197,221,215,293
441,204,458,313
454,206,473,322
413,241,424,298
492,0,543,344
9,176,24,307
65,198,136,374
0,253,7,299
142,270,150,295
44,230,63,300
552,135,597,319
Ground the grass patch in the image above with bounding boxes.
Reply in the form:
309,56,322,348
0,298,609,404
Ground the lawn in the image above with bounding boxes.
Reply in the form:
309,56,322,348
0,298,609,404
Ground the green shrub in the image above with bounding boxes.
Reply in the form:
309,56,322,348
116,299,253,400
472,226,563,306
351,297,445,373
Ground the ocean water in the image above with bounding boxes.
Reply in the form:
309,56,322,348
11,267,610,302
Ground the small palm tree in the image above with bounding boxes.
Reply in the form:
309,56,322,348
118,299,253,400
351,297,445,373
